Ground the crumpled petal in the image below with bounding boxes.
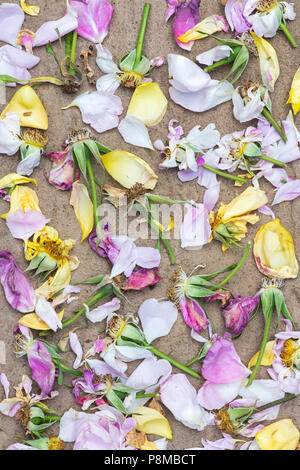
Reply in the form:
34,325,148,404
225,0,251,34
232,87,265,123
86,298,120,323
35,296,62,332
44,147,79,191
69,0,114,43
69,331,83,369
70,181,94,242
20,0,40,16
179,298,210,333
138,299,178,344
177,14,229,43
196,45,233,66
118,115,153,150
166,0,200,51
0,112,21,156
0,3,25,46
27,340,55,396
64,90,123,133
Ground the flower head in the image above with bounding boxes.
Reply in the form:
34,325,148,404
222,295,259,335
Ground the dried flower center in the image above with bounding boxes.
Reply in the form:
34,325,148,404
238,32,258,56
120,71,143,88
167,268,188,306
262,277,284,289
215,407,236,435
15,404,31,430
240,80,260,98
49,437,65,450
22,129,48,148
108,315,128,340
256,0,278,13
126,183,147,202
280,339,299,368
65,128,93,145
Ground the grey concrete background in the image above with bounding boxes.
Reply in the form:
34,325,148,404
0,0,299,450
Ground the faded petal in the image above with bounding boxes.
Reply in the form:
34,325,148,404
138,299,178,343
118,115,153,150
0,45,40,84
179,298,210,333
196,45,232,66
70,0,114,43
0,112,21,156
272,180,300,206
0,3,25,46
69,331,83,369
86,298,121,323
35,296,62,332
6,208,48,240
27,340,55,396
70,181,94,242
197,380,243,410
33,11,78,46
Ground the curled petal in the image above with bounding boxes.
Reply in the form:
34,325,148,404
70,181,94,242
27,340,55,396
86,298,121,323
44,148,79,191
0,172,37,190
69,331,83,369
256,419,300,450
250,32,280,92
134,406,172,440
35,296,62,332
19,310,64,330
20,0,40,16
179,298,210,333
178,14,229,43
196,45,233,66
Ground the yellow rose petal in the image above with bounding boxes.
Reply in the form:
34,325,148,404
70,181,94,242
134,406,172,439
256,419,300,450
101,150,158,190
20,0,40,16
1,186,41,219
19,310,64,331
222,187,268,222
250,32,280,91
178,15,227,43
287,67,300,115
35,263,72,300
254,219,299,279
1,85,48,130
248,341,275,369
127,83,168,127
0,173,37,190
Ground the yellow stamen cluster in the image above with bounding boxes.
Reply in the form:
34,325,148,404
48,437,65,450
25,226,75,266
256,0,278,13
108,315,128,340
167,268,188,306
22,129,48,148
280,339,299,368
120,71,144,88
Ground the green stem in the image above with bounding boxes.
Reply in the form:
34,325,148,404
70,31,78,65
147,346,201,379
185,356,201,368
202,164,246,184
61,285,113,329
204,53,237,72
134,3,151,69
214,241,251,290
261,107,287,143
251,154,286,168
254,394,297,413
247,308,273,387
280,22,297,48
86,153,102,240
53,360,83,377
136,393,159,399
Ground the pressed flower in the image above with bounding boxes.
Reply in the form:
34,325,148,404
0,250,35,313
101,150,158,190
256,419,300,450
2,186,48,240
133,406,172,439
250,32,280,91
254,219,299,279
165,0,200,50
177,14,229,43
210,186,267,251
69,0,114,43
1,85,48,130
20,0,40,16
0,2,24,46
127,83,168,127
287,66,300,115
70,181,94,242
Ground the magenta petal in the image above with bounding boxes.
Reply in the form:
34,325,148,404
0,250,36,313
27,341,55,396
169,0,200,51
122,267,162,291
6,209,48,241
180,298,210,332
202,337,250,384
44,148,79,191
70,0,114,43
222,295,259,335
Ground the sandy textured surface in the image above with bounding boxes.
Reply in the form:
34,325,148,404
0,0,300,450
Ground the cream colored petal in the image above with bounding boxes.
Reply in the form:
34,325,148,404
256,419,300,450
248,341,275,368
70,181,94,242
101,150,158,190
222,187,268,222
19,310,64,330
127,83,168,127
0,173,37,190
133,406,173,440
251,32,280,92
35,263,71,300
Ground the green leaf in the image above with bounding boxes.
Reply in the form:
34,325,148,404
261,289,274,322
84,139,101,164
106,389,128,414
46,42,60,69
281,299,295,326
186,284,216,298
201,264,238,280
188,275,218,288
72,143,87,181
223,46,249,84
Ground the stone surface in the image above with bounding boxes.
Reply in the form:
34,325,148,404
0,0,299,450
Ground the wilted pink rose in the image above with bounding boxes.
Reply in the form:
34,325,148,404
222,295,259,335
27,340,55,397
44,147,80,191
180,298,210,332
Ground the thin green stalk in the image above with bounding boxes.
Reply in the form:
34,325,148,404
134,3,151,69
147,345,201,379
254,154,286,168
214,241,251,290
261,107,287,143
202,164,247,184
280,22,297,48
136,393,159,399
53,360,83,377
86,153,102,240
62,285,113,329
247,308,273,387
70,31,78,64
204,53,237,72
185,356,201,368
254,394,297,413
